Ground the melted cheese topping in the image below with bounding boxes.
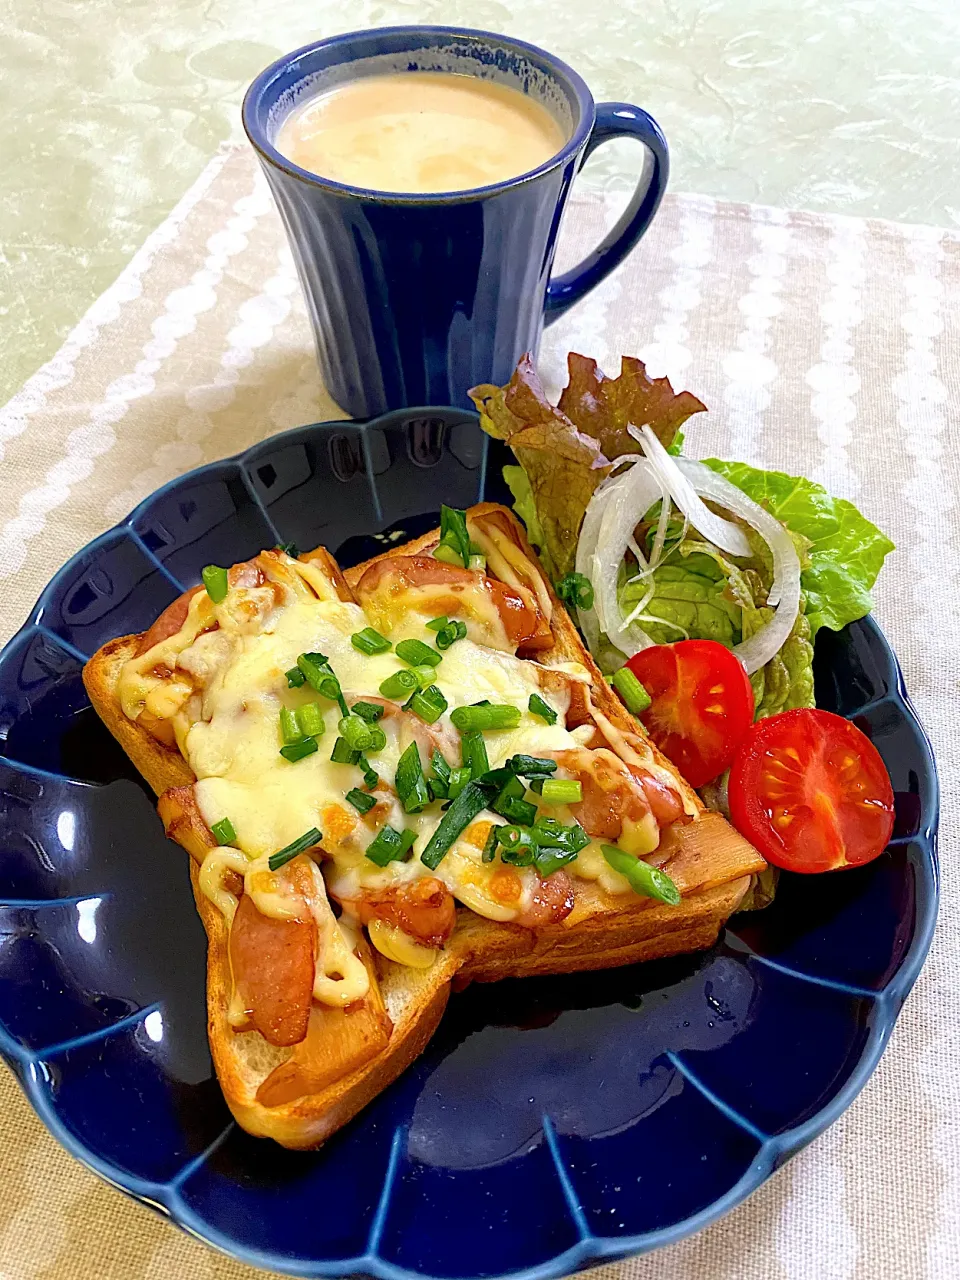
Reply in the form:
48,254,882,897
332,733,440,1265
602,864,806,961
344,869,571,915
198,847,247,924
124,551,685,994
362,577,514,652
367,919,437,968
586,693,700,820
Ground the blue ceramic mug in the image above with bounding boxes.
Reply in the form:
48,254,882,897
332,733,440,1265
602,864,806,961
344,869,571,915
243,26,668,418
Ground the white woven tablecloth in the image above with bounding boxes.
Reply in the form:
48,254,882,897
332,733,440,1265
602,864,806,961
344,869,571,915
0,144,957,1280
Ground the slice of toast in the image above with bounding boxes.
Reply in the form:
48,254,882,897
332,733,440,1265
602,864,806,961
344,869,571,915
83,503,764,1148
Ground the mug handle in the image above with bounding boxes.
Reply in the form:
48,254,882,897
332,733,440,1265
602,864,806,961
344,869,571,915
544,103,669,324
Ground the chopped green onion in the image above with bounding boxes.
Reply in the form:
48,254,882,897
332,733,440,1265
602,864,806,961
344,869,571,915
274,541,299,558
338,714,375,752
286,666,306,688
346,788,377,814
540,779,583,805
494,794,538,826
395,741,430,814
489,772,537,825
280,738,319,763
410,664,439,689
564,824,592,855
395,638,442,667
280,706,304,745
529,816,564,841
429,749,452,799
364,724,387,753
359,756,379,790
534,846,580,877
351,627,391,655
201,564,228,603
379,668,419,701
461,732,489,781
556,572,595,612
450,704,521,734
497,823,533,852
298,652,348,714
528,693,557,725
352,700,385,723
500,846,535,867
425,616,448,632
611,666,652,716
507,754,558,779
330,736,360,765
435,505,472,569
421,779,493,869
366,825,416,867
445,765,471,802
406,684,448,724
211,817,236,846
601,845,681,905
433,542,465,567
491,771,525,802
436,619,468,650
498,824,536,865
432,749,452,784
532,818,590,853
298,702,325,739
482,824,500,863
468,554,487,572
268,827,322,871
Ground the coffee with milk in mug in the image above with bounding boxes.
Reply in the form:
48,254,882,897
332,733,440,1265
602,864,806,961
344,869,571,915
275,71,568,194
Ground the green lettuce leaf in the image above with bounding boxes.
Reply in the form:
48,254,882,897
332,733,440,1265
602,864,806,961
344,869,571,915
702,459,894,638
621,553,741,646
502,465,553,577
735,866,781,913
620,537,816,717
752,610,815,717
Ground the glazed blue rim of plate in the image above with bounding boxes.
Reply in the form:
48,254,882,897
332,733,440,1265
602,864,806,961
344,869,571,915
0,406,940,1280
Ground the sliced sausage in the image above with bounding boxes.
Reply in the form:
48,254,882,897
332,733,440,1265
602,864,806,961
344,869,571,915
229,892,316,1048
516,871,575,928
135,585,204,657
341,877,457,948
354,555,546,653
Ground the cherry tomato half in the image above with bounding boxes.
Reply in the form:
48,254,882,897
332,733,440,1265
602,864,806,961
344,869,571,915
728,707,895,873
625,639,755,788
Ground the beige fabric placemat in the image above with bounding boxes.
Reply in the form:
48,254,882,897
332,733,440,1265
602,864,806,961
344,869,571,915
0,144,957,1280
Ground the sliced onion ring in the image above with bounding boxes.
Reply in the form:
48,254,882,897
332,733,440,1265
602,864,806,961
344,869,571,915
677,458,802,672
574,465,641,660
575,447,802,676
573,476,612,656
632,425,753,558
593,458,665,657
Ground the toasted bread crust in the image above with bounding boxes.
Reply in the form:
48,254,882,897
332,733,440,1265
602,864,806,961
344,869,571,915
82,503,764,1148
194,853,457,1149
83,635,194,797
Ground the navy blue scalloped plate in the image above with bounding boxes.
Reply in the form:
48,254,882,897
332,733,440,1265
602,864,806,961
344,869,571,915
0,408,938,1279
